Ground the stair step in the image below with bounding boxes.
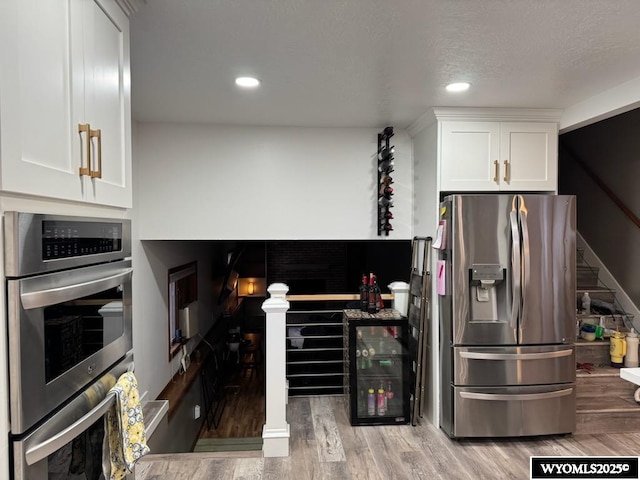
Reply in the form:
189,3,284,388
576,265,599,288
576,288,616,306
575,367,640,434
576,339,610,364
576,366,635,397
577,248,585,265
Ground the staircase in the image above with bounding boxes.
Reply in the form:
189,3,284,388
575,249,640,434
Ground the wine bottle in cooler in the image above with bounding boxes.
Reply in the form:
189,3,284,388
386,381,394,411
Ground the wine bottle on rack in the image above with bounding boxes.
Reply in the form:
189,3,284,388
381,173,394,186
359,274,369,312
378,159,394,173
378,197,393,207
381,223,393,232
383,126,394,138
377,146,394,161
379,185,394,196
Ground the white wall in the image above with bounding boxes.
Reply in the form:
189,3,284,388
130,238,218,401
410,121,440,426
134,124,412,240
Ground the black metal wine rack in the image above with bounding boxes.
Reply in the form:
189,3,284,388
377,126,394,236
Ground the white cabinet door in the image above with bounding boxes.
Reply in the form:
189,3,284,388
83,0,132,208
439,120,557,192
0,0,85,203
499,122,557,192
0,0,132,208
439,121,501,191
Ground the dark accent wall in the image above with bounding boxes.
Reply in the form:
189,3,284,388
265,240,411,295
559,108,640,308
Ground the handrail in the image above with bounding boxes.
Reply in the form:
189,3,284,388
560,142,640,229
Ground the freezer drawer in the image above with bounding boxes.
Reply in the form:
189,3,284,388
449,384,576,438
453,345,575,386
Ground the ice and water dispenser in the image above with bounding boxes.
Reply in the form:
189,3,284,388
469,264,505,322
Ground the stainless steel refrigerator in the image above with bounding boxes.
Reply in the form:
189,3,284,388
438,194,576,438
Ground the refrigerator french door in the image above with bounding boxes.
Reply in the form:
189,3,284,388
343,309,410,426
439,194,576,438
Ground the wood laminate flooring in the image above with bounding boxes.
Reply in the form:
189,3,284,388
136,395,640,479
197,346,265,440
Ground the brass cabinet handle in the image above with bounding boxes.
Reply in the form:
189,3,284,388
90,129,102,179
493,160,499,182
504,160,510,182
78,124,91,176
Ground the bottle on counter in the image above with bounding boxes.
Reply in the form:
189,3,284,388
371,275,382,312
367,388,376,415
368,273,377,314
359,275,369,312
626,329,639,368
581,291,591,315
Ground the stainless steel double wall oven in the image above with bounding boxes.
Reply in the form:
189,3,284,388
5,212,133,479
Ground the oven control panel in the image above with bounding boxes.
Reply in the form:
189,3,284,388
43,221,123,260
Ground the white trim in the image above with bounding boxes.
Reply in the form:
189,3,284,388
433,107,562,122
262,424,291,457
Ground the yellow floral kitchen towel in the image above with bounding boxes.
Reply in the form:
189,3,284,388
104,371,150,480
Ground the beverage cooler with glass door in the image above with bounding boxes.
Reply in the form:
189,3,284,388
343,309,410,425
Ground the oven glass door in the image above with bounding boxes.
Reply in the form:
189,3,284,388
12,354,134,480
8,260,133,435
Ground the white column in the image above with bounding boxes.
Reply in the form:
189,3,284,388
261,283,290,457
388,281,410,316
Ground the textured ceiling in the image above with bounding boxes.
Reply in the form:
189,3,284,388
130,0,640,128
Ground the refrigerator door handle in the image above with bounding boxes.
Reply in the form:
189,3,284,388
518,196,531,329
459,349,573,361
509,205,521,330
460,388,573,402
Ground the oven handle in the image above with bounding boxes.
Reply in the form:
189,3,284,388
25,391,115,465
24,358,135,465
20,268,133,310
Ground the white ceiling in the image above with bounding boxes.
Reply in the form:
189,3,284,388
129,0,640,129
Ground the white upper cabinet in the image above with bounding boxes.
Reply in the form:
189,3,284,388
0,0,132,208
437,109,560,192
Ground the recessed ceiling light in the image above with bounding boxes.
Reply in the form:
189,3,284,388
446,82,471,92
235,76,261,88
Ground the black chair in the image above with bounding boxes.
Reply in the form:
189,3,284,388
239,333,263,378
200,347,226,430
